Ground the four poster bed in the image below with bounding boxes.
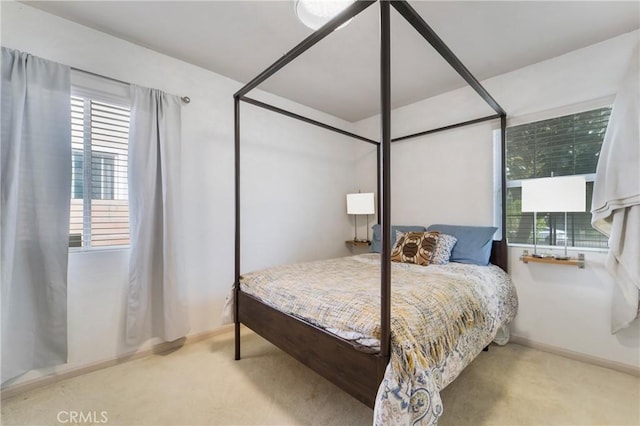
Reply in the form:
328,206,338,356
232,1,517,424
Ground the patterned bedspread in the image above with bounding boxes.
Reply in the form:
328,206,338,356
240,253,518,425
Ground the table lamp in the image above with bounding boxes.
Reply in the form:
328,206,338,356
521,176,586,259
346,192,375,242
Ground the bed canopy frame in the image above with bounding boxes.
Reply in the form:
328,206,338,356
233,0,508,407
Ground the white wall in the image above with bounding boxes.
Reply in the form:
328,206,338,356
1,1,362,386
354,30,640,369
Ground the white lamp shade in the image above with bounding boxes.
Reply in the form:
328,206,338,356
347,193,375,215
521,176,586,212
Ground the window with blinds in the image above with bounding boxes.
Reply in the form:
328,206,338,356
506,107,611,249
70,95,130,248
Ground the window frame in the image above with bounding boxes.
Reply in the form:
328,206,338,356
70,71,130,252
496,98,613,252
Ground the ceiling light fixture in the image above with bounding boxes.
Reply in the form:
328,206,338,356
294,0,356,31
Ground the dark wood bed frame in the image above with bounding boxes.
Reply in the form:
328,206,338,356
233,0,508,409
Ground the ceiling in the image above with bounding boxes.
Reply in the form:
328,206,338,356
23,1,640,122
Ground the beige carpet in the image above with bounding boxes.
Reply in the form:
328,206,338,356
1,329,638,426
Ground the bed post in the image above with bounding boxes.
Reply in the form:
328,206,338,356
489,114,509,272
380,0,392,360
376,148,381,225
234,95,241,360
499,114,508,271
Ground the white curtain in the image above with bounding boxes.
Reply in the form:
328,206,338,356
591,44,640,333
125,85,189,344
1,48,71,382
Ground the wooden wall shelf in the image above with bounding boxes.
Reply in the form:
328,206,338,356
520,251,585,268
345,240,371,246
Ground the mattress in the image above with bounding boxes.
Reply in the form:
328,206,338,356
240,253,518,425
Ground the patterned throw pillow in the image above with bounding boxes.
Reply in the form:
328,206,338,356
431,233,457,265
391,231,440,266
395,230,457,265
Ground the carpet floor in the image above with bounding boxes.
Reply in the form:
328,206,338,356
1,329,638,425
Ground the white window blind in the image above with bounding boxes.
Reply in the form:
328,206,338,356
70,94,130,248
506,107,611,249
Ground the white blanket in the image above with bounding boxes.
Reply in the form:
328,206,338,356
591,43,640,333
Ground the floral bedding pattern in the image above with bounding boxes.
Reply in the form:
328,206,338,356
240,253,518,425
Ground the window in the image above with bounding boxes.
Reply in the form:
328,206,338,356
70,95,130,248
72,149,116,200
506,107,611,249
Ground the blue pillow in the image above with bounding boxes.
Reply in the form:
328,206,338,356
370,224,426,253
426,224,497,266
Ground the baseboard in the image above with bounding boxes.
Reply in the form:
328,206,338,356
0,324,234,400
510,335,639,377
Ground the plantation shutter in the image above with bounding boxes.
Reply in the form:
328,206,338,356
70,95,130,248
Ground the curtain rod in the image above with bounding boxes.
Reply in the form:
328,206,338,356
71,67,191,104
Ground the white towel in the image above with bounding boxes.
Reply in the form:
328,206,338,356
606,207,640,332
591,44,640,333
